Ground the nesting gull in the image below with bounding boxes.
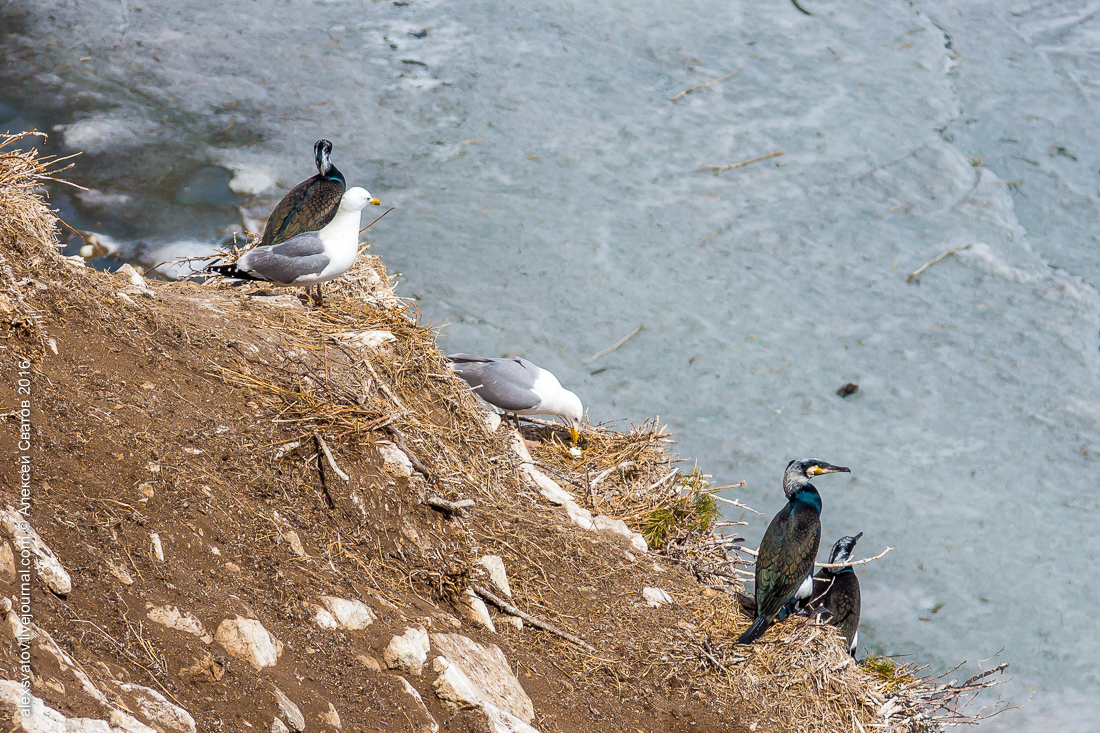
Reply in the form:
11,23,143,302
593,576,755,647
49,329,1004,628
447,354,583,442
206,187,377,305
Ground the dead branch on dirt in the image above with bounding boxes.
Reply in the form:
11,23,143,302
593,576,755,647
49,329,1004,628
426,496,475,515
473,585,596,653
313,431,350,482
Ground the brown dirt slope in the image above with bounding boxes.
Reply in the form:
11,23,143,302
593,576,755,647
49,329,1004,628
0,134,950,733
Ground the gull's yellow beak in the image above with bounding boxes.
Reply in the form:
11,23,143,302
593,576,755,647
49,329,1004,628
569,425,580,444
370,198,381,206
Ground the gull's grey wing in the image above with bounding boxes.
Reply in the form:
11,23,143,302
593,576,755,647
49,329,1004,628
238,233,329,284
447,354,541,412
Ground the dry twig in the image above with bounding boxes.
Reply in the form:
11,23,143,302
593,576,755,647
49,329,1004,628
670,70,739,102
584,323,643,364
473,585,596,653
698,149,783,175
906,243,972,284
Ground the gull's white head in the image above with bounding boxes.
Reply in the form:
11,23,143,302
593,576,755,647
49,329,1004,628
559,389,583,444
339,186,381,212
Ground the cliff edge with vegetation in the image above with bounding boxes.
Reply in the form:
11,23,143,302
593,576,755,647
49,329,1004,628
0,133,1001,733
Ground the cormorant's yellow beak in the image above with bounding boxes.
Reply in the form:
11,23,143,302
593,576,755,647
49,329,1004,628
569,425,580,444
370,198,381,206
810,463,850,476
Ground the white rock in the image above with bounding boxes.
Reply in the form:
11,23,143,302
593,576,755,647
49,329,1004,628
215,617,280,670
501,616,523,631
284,530,307,557
272,688,305,733
397,678,438,733
0,507,72,595
109,710,159,733
482,411,501,432
592,515,631,539
114,682,196,733
116,264,155,298
509,433,532,462
459,590,496,633
149,533,164,562
523,465,572,505
319,702,341,729
106,559,134,585
431,657,539,733
335,330,396,350
271,719,290,733
313,606,339,630
383,627,431,676
564,501,596,531
377,441,414,478
146,604,207,638
0,679,111,732
0,540,15,581
642,587,673,607
319,596,376,630
629,533,648,553
429,634,534,723
477,556,512,598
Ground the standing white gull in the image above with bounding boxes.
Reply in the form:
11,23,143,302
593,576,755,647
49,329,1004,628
206,186,377,305
447,354,583,443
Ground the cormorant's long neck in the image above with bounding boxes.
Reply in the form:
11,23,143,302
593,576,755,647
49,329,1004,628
323,163,345,185
790,484,822,515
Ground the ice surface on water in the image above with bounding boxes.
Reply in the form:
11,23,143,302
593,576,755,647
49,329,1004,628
4,0,1100,728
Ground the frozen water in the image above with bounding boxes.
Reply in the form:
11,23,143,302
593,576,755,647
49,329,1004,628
4,0,1100,728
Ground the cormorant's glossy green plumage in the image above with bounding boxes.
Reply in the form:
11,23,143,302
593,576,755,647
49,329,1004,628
737,459,849,645
260,140,346,248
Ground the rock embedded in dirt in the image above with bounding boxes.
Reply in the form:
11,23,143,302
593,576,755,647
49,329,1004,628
146,603,209,641
319,702,341,729
383,626,431,676
476,555,512,598
214,616,281,670
0,680,111,731
0,507,72,596
0,541,15,582
377,440,415,478
272,687,306,732
430,634,534,723
642,587,673,607
113,682,197,733
431,656,539,733
459,590,496,633
271,719,290,733
319,596,376,630
398,677,439,733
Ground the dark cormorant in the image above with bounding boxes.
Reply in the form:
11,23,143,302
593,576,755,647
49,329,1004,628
260,140,377,248
808,532,863,655
736,458,850,645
